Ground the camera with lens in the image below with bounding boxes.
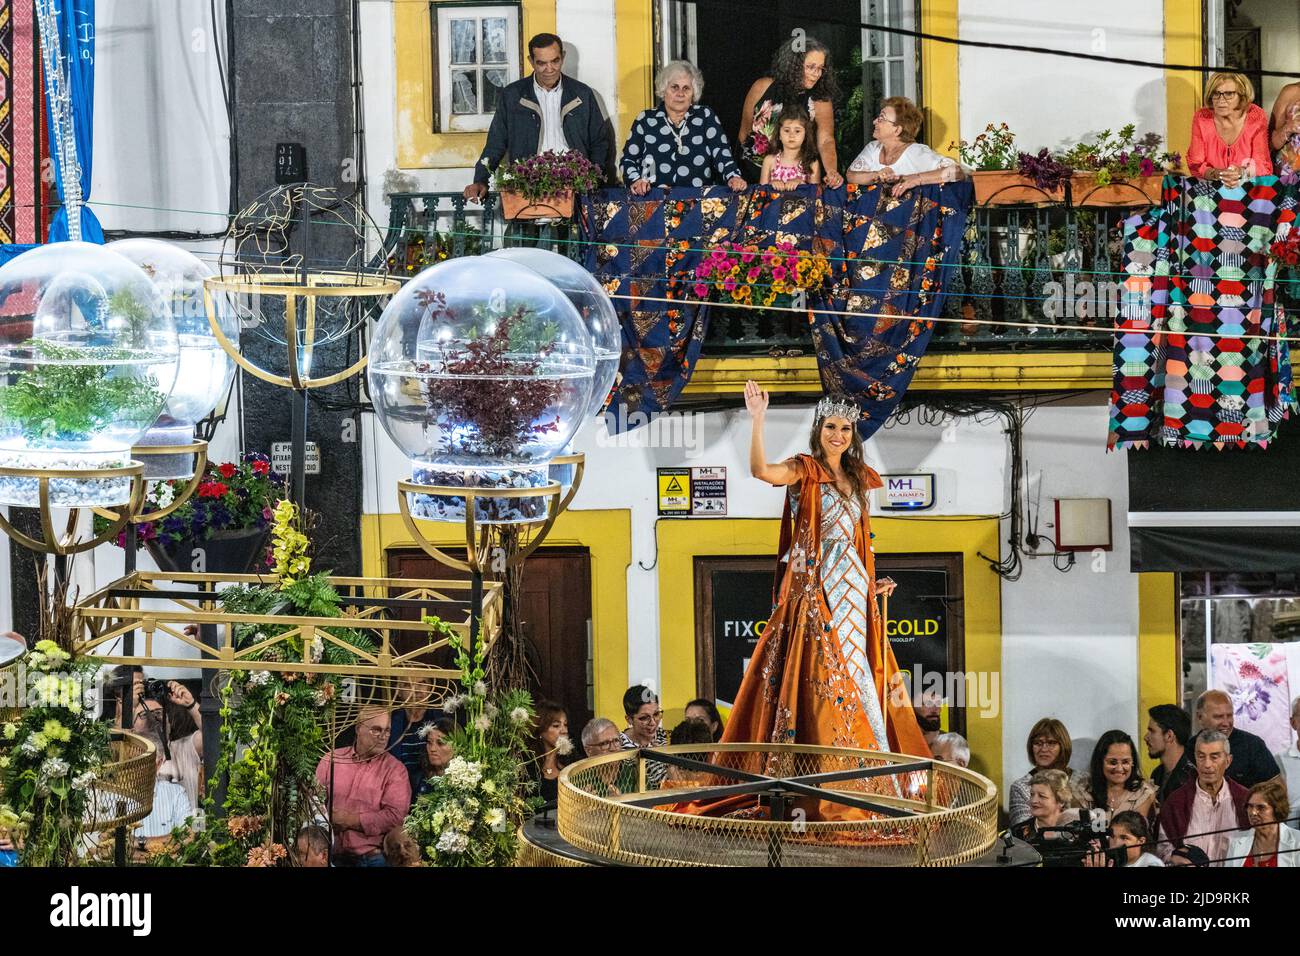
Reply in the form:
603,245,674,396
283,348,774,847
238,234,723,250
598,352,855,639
1030,808,1113,866
141,678,171,704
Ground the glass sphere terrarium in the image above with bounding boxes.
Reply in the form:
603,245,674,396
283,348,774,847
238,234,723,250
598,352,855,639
0,242,179,507
368,256,595,524
107,239,234,478
485,247,620,495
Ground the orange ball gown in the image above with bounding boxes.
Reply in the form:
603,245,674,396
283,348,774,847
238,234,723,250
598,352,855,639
720,453,931,757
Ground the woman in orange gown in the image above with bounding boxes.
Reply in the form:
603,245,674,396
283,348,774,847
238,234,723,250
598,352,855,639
722,381,930,757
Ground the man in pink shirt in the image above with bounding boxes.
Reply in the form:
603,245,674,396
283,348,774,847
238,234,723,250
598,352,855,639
315,706,412,866
1155,731,1249,866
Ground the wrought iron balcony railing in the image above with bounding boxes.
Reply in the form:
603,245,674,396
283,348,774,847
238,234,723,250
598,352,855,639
382,191,1149,355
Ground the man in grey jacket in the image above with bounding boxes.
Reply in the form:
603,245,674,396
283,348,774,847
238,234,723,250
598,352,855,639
463,33,612,201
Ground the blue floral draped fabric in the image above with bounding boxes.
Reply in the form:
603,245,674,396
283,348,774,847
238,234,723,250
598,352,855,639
580,182,972,438
1109,175,1298,450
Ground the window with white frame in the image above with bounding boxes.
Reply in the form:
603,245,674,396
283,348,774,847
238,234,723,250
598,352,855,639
435,4,521,132
861,0,919,109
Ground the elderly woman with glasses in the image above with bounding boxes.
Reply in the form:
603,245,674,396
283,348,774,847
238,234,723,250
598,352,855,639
846,96,967,197
1188,71,1273,186
1225,778,1300,867
622,59,745,196
1007,717,1090,827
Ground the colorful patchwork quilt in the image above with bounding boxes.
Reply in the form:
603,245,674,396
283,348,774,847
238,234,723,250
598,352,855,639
1110,175,1298,450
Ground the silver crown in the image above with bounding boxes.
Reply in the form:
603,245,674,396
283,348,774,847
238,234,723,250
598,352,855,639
815,396,861,424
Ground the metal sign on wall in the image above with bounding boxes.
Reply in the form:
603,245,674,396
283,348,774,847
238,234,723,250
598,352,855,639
657,466,727,516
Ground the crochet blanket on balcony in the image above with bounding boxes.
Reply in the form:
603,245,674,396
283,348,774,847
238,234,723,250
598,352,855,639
580,182,972,437
1109,176,1298,450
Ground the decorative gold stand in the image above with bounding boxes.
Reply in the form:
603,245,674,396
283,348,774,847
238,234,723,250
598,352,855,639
0,461,147,556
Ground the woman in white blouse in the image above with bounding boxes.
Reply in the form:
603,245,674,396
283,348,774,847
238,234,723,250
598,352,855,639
846,96,968,196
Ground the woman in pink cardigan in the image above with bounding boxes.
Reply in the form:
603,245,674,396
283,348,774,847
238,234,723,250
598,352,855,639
1187,71,1273,187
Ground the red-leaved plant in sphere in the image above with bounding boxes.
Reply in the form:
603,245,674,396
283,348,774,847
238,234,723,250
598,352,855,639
415,291,564,460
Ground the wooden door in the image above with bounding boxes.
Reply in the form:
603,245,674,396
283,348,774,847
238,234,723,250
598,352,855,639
386,548,595,731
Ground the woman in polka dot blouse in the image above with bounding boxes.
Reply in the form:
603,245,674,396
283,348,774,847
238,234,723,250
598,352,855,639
621,60,747,195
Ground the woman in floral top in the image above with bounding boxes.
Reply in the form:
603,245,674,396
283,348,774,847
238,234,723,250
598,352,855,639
737,37,843,187
1270,81,1300,184
622,60,746,194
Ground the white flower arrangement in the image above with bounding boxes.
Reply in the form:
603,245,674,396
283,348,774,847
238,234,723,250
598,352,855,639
247,670,272,687
443,756,483,790
472,680,488,697
39,757,70,780
484,807,506,831
309,635,324,664
472,713,492,733
70,770,97,791
555,735,574,757
509,706,531,726
435,829,470,854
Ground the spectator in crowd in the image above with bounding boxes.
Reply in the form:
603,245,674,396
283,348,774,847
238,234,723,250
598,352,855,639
1082,730,1156,821
914,692,944,749
738,36,844,185
1007,718,1089,826
1156,730,1249,866
931,732,970,768
413,717,456,798
1194,689,1280,788
314,706,411,866
162,681,203,810
1168,844,1211,867
665,718,716,787
1187,71,1273,185
294,825,330,867
135,727,194,842
382,826,423,867
1010,770,1081,865
622,60,745,194
464,33,612,201
846,96,968,196
1145,704,1195,805
530,700,572,804
1225,779,1299,868
580,717,632,796
684,699,725,742
1084,810,1164,868
619,684,669,789
1274,696,1300,829
1270,80,1300,182
387,676,439,784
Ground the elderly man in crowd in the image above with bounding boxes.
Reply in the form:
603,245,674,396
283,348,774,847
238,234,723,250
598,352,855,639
1276,696,1300,829
314,706,411,866
294,825,331,868
931,732,970,768
1156,730,1250,866
464,32,611,201
1194,689,1280,788
621,60,745,194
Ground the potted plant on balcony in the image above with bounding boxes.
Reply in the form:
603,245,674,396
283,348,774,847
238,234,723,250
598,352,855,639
955,123,1066,205
1057,126,1180,206
492,149,603,221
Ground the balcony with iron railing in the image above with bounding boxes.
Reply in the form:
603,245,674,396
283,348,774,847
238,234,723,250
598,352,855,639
380,191,1142,394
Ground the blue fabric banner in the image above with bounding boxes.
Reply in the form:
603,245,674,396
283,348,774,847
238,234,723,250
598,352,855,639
41,0,102,244
581,182,972,438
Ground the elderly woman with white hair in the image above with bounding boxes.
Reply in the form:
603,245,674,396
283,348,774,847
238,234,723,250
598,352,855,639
621,59,746,195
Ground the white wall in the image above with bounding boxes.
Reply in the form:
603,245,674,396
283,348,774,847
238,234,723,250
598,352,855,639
1001,402,1139,784
958,1,1168,152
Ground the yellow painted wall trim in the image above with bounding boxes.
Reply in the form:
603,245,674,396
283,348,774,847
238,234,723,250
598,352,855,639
395,1,557,170
1137,572,1179,774
683,351,1112,395
1164,0,1203,161
655,514,1004,792
920,0,960,156
360,508,630,722
614,0,653,154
